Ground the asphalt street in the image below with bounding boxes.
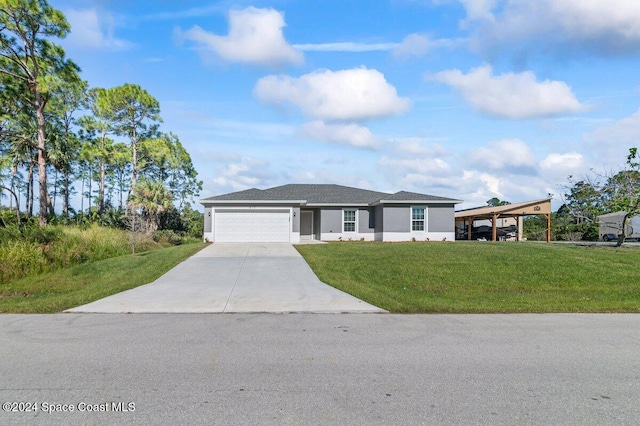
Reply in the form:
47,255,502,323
1,313,639,425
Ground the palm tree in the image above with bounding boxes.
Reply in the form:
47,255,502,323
128,179,173,232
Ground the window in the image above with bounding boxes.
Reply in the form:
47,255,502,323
412,207,425,231
343,209,356,232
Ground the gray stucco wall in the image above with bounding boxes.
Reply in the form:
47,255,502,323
358,209,374,233
374,206,384,233
314,209,321,239
204,207,212,233
320,208,342,234
319,208,374,234
383,206,410,232
292,207,300,232
428,205,455,232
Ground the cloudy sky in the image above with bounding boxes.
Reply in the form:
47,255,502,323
52,0,640,209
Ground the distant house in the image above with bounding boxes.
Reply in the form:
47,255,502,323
200,184,462,243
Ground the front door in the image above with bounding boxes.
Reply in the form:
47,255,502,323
300,211,313,241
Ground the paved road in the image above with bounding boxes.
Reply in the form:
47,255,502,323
1,314,639,425
66,243,384,313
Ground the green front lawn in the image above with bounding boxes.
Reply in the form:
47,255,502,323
295,242,640,313
0,243,207,313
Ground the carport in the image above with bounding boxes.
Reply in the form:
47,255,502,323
455,199,552,242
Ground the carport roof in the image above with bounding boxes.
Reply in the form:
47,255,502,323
201,184,462,206
454,198,551,219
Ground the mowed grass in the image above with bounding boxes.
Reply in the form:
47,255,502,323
0,243,207,313
295,242,640,313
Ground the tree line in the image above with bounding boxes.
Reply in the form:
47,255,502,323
0,0,202,233
524,148,640,245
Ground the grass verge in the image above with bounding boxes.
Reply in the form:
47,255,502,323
0,243,207,313
295,242,640,313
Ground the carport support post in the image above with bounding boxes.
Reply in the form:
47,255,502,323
546,214,551,242
492,214,499,241
468,217,473,240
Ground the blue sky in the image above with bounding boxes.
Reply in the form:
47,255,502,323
51,0,640,209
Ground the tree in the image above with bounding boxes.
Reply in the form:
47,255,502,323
139,132,202,208
0,0,80,226
126,179,172,255
98,84,161,198
47,77,86,217
79,87,114,214
128,179,173,234
563,179,604,225
486,197,510,207
603,148,640,246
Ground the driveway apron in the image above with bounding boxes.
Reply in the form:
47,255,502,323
65,243,386,313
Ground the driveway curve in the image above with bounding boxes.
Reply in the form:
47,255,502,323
66,243,385,314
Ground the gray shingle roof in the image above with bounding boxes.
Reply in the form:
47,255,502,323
266,184,390,204
201,184,460,205
379,191,459,202
204,188,267,201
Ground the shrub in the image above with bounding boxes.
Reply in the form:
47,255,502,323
153,230,184,246
0,224,154,284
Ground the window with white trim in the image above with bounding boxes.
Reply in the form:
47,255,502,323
343,209,356,232
411,207,425,231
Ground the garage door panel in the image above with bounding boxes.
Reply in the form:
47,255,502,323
214,210,290,243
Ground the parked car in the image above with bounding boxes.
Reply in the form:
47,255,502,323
601,233,617,242
457,225,518,241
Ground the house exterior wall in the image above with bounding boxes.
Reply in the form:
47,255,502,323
382,206,409,232
204,207,212,233
373,206,384,241
428,205,455,232
201,201,457,243
319,208,342,234
314,209,321,240
318,207,375,241
378,204,456,242
358,209,374,234
292,207,300,233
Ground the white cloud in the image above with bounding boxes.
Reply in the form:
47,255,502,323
469,139,537,173
254,67,410,121
478,172,503,196
462,0,640,56
539,152,585,181
294,35,461,55
540,152,584,171
289,169,374,190
392,33,432,57
589,108,640,146
432,65,586,119
585,108,640,165
65,9,133,50
379,156,452,175
293,42,398,52
300,121,379,149
212,157,274,192
392,139,450,156
458,0,498,26
179,7,303,68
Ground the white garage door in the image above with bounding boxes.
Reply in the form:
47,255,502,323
214,209,291,243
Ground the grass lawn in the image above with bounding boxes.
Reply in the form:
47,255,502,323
0,243,207,313
295,242,640,313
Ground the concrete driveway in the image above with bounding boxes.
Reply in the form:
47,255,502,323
65,243,385,314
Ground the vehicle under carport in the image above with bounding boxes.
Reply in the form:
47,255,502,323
455,199,552,242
